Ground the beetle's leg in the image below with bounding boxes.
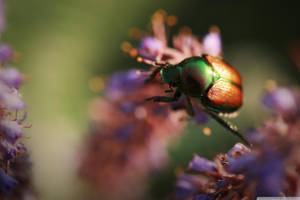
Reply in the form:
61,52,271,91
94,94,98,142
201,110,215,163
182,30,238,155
205,110,251,146
145,89,181,102
185,95,195,116
165,86,174,93
145,66,163,84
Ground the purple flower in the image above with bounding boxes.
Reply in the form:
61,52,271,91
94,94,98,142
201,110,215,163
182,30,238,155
193,194,215,200
227,142,251,159
0,119,23,143
188,154,216,172
255,153,284,197
0,67,22,88
175,174,199,199
216,180,228,189
202,32,222,57
262,87,299,117
0,85,26,109
0,169,18,194
105,69,147,101
194,105,210,124
227,153,256,173
247,129,263,144
118,101,136,114
0,140,17,160
0,45,14,63
139,37,164,60
115,123,134,141
227,145,285,197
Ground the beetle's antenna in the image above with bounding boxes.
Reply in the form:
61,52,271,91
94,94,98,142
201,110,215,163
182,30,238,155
205,110,251,146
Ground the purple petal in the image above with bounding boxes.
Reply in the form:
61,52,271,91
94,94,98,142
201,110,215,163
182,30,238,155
115,123,133,141
118,101,135,114
139,37,164,60
175,174,198,199
193,194,215,200
0,140,17,160
0,85,26,109
228,153,256,173
194,105,210,124
227,142,250,159
0,67,22,88
0,119,23,143
188,154,216,172
247,129,263,144
0,169,18,194
262,88,297,115
203,32,222,57
254,152,284,197
0,44,14,63
216,179,228,189
105,69,147,101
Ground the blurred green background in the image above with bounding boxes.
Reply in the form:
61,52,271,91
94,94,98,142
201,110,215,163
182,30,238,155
2,0,300,199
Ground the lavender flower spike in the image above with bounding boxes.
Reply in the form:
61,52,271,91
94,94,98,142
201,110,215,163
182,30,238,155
188,154,216,172
0,169,18,194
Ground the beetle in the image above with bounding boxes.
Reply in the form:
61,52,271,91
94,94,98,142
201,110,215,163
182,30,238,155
145,55,249,146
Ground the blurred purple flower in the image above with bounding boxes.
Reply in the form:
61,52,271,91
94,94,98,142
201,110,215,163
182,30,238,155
115,123,134,141
139,37,164,60
105,69,147,101
0,67,22,88
202,31,222,57
262,87,300,119
0,140,17,160
0,169,18,194
188,154,216,172
0,120,23,143
194,194,215,200
175,174,199,199
194,105,210,124
80,68,187,199
0,44,14,63
0,85,26,109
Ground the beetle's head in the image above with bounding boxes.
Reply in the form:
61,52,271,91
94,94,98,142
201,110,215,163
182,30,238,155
160,65,181,87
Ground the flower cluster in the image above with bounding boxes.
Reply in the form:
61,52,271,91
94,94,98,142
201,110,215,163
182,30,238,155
173,87,300,200
79,69,187,199
0,1,35,199
79,10,222,199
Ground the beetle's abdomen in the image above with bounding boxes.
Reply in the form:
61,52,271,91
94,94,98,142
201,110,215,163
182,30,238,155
203,55,243,113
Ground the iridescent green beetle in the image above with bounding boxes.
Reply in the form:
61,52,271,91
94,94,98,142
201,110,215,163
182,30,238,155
145,55,249,145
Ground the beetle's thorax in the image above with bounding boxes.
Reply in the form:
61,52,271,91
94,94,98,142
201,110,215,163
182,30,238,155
160,66,182,87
